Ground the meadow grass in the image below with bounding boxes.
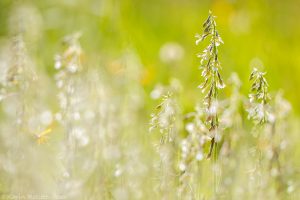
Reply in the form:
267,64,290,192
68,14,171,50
0,5,299,200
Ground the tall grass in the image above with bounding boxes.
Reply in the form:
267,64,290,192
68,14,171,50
0,4,299,200
149,11,297,200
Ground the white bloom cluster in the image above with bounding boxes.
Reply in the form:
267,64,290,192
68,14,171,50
195,12,225,141
196,12,225,104
54,32,82,74
159,42,184,63
247,68,272,125
150,93,179,143
180,105,211,168
178,105,212,198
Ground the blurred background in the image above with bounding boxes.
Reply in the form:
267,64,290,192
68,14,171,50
0,0,299,113
0,0,300,199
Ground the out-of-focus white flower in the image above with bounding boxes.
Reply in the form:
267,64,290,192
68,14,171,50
150,84,165,100
67,64,78,73
40,110,53,126
55,112,62,121
179,162,186,171
57,92,67,109
63,171,70,178
114,165,123,177
71,127,89,146
287,183,295,193
54,55,62,69
185,122,195,133
56,79,64,88
73,112,81,121
196,152,204,161
159,42,184,63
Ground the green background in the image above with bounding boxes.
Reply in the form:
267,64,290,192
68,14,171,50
0,0,299,113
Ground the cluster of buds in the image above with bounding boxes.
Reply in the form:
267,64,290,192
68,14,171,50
54,32,83,75
196,11,225,158
150,92,179,144
247,68,272,125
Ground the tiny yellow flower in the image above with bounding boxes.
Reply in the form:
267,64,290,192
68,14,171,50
36,127,52,144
